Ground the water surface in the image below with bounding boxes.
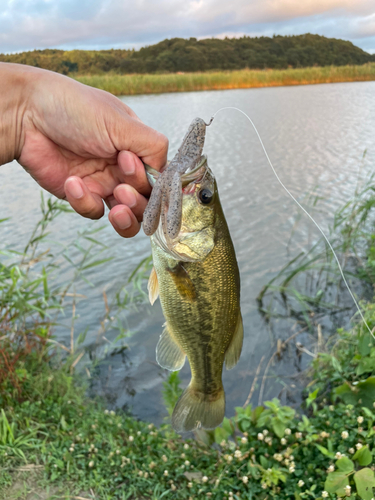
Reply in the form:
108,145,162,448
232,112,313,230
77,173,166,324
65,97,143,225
1,81,374,423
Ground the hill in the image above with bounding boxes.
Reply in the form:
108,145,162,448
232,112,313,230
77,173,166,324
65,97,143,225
1,34,374,75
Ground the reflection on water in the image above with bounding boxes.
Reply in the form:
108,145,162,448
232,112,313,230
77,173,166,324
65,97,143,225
1,81,374,424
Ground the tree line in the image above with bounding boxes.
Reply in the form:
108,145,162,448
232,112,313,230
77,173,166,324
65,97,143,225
1,34,373,75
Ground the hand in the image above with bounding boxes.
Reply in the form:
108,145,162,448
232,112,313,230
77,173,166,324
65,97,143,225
1,63,168,237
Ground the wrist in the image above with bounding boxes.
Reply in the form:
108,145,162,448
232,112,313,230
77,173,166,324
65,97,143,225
0,63,33,165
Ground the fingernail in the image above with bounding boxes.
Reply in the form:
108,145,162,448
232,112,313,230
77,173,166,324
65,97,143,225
113,209,131,230
125,189,137,208
66,178,84,199
123,154,136,175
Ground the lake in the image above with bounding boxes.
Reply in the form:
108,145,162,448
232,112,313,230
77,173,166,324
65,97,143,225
1,81,374,424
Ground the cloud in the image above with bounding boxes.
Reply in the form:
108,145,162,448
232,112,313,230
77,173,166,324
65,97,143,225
0,0,374,54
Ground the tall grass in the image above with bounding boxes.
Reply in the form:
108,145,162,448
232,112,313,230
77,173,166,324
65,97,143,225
0,195,148,401
257,169,375,332
74,63,375,96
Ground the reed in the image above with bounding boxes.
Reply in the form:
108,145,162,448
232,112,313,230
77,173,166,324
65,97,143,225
74,63,375,96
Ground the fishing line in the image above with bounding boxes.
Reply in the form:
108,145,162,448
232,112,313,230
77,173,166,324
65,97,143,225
209,106,374,340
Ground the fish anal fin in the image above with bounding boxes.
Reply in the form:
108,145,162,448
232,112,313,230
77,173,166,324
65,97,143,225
148,266,159,305
156,324,186,371
167,263,196,302
225,312,244,370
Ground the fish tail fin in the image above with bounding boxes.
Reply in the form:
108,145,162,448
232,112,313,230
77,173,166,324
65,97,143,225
172,383,225,433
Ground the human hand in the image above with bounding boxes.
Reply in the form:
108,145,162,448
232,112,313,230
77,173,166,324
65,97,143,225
1,63,168,237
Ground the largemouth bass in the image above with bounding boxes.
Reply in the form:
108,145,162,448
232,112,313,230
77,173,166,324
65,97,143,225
144,118,243,433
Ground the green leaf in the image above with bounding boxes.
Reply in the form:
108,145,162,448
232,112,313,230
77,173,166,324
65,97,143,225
335,377,375,408
260,456,268,468
354,468,375,500
315,444,335,459
352,445,372,466
324,471,349,494
336,456,354,474
272,417,286,438
222,417,233,435
358,332,373,356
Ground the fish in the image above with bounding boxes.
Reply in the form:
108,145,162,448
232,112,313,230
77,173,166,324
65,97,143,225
144,118,243,433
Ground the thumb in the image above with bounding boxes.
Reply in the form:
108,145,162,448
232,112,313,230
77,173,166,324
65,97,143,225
106,108,168,172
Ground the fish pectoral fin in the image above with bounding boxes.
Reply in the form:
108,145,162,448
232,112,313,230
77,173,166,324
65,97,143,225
224,312,244,370
167,263,196,302
148,266,159,305
156,324,186,371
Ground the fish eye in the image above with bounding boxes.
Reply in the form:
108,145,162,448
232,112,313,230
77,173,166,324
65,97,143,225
198,188,213,205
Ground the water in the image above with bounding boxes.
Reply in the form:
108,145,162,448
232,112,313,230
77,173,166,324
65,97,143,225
1,81,374,424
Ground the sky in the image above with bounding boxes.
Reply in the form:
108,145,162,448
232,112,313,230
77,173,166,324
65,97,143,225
0,0,374,54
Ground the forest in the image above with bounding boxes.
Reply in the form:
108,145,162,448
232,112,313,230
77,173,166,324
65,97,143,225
1,34,374,75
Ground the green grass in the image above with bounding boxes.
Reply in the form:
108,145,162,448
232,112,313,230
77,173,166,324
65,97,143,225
74,63,375,96
2,175,375,498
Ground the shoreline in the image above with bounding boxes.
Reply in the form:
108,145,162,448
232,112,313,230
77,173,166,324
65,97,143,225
74,63,375,96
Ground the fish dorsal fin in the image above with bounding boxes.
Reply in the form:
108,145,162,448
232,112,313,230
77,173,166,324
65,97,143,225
156,324,186,371
225,312,244,370
148,266,159,305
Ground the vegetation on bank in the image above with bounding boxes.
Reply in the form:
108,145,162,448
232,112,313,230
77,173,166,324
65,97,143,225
1,34,374,75
73,64,375,96
1,166,375,498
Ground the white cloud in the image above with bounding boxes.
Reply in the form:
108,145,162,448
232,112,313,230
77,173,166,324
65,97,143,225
0,0,374,54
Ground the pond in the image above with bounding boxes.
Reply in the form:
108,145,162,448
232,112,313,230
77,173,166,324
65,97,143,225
1,81,374,424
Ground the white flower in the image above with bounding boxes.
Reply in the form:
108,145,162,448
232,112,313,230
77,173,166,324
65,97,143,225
357,416,364,424
69,447,74,452
138,471,143,477
171,484,176,491
295,432,302,439
137,431,141,436
356,443,363,450
185,460,190,466
329,405,335,411
226,455,233,462
88,461,94,467
273,453,283,462
181,453,186,459
116,449,120,455
335,452,343,459
184,444,189,450
148,423,154,429
164,470,169,476
162,455,168,462
257,433,264,441
202,476,208,483
261,483,267,489
265,437,272,445
104,409,109,415
281,438,287,445
110,410,115,416
234,450,242,459
289,466,295,473
285,428,291,435
341,431,349,439
348,447,355,454
263,429,269,436
188,482,193,488
345,485,351,496
373,402,375,409
327,465,335,472
241,437,248,444
242,476,249,484
128,435,134,442
322,491,329,498
298,480,304,487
